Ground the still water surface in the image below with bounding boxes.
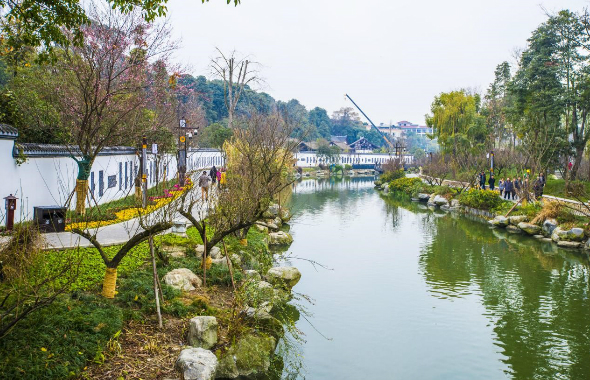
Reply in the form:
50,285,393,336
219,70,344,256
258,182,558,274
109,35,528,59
286,177,590,380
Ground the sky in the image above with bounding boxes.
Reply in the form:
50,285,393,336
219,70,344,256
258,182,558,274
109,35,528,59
166,0,589,127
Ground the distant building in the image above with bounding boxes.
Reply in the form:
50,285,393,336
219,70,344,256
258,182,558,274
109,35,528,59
375,121,432,139
330,136,350,152
349,137,378,153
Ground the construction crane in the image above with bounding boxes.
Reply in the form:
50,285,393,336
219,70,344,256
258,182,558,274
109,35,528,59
344,94,394,150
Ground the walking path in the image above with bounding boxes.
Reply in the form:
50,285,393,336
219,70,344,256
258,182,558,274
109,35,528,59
41,173,215,250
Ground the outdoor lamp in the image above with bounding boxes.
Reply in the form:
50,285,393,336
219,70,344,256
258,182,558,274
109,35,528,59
4,194,17,231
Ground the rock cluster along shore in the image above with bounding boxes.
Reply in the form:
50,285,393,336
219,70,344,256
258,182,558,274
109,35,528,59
164,202,300,380
382,186,590,255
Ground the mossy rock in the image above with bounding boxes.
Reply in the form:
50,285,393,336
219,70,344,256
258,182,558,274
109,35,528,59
216,334,276,379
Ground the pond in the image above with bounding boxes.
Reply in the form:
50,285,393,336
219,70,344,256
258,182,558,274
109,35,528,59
285,177,590,380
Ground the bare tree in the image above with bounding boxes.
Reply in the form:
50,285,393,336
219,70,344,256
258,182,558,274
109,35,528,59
178,112,299,284
210,48,260,129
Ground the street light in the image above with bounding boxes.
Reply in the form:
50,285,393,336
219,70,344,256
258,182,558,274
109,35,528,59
178,118,187,186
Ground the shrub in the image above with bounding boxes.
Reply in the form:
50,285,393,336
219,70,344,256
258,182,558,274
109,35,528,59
344,164,352,170
459,189,504,211
381,169,405,183
388,177,423,193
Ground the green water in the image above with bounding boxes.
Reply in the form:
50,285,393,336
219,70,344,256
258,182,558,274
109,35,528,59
286,177,590,380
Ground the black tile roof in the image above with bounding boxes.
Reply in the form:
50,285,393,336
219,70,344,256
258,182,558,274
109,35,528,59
0,124,18,139
14,143,137,157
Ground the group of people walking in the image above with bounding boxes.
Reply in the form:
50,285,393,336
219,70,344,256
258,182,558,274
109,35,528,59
198,165,227,201
477,171,547,200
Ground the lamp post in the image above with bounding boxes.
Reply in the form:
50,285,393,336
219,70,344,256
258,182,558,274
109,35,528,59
178,118,187,186
490,150,494,174
4,194,17,231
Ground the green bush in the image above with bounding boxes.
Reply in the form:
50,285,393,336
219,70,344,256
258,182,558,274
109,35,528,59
380,169,405,183
344,164,352,170
388,177,423,193
0,294,123,380
459,189,504,211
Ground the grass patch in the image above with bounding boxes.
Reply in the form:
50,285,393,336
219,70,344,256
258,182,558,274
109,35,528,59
0,293,123,380
542,178,590,199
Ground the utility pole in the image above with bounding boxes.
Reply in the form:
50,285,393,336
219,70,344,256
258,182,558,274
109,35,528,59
142,135,147,208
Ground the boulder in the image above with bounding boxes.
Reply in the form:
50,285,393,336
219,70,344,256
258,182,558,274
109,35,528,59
432,195,449,207
569,228,585,242
254,224,268,233
543,218,558,236
533,234,545,239
175,347,217,380
267,203,280,217
243,270,261,281
509,215,527,225
491,216,509,227
518,222,541,235
557,240,583,249
382,186,389,194
211,258,228,268
216,334,276,379
265,266,301,289
552,227,585,242
585,239,590,250
551,227,565,242
273,217,283,228
450,199,460,208
267,231,293,246
188,316,218,349
195,245,222,260
418,193,430,202
279,208,292,222
163,268,202,291
161,245,186,258
506,225,522,234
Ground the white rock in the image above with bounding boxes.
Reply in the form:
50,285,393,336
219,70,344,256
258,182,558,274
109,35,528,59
267,231,293,246
266,267,301,289
163,268,202,291
175,347,217,380
188,316,218,349
195,245,222,259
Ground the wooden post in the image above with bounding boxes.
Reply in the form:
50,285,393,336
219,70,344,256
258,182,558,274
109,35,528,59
149,235,163,328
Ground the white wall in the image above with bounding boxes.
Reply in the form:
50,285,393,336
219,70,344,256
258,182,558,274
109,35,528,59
1,140,224,223
294,152,413,167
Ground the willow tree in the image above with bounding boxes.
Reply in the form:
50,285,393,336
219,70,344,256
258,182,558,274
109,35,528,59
426,90,487,163
45,4,177,214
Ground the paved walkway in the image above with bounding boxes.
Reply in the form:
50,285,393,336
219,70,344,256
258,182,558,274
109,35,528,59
40,174,215,250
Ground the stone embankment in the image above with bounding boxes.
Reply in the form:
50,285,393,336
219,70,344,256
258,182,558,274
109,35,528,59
380,185,590,256
163,202,299,380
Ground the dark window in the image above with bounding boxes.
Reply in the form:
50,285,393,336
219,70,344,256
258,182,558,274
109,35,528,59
125,162,128,189
119,162,122,190
99,170,104,197
90,172,95,195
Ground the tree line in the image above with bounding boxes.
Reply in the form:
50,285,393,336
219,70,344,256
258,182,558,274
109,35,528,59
426,9,590,182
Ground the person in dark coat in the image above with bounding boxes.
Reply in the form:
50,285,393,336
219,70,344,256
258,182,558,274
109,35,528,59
480,171,486,190
210,166,217,184
504,178,513,200
488,175,495,191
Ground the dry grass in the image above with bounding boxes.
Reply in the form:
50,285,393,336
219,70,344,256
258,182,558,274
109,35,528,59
531,200,563,225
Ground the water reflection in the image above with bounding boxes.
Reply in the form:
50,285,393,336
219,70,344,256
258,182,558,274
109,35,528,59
288,179,590,380
419,214,590,379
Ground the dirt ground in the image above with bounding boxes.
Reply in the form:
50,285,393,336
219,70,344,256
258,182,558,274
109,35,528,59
80,285,236,380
